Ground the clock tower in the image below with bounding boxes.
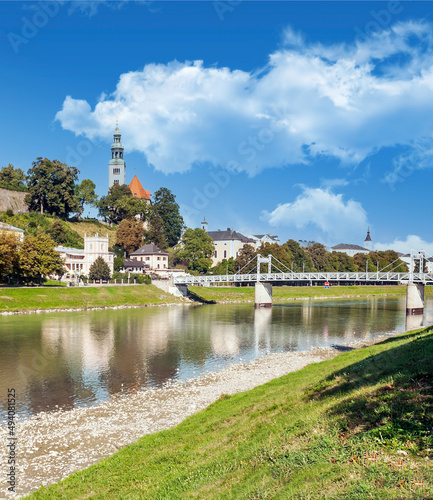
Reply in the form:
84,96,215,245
108,124,126,187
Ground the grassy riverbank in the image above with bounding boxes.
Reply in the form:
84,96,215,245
0,284,184,313
28,326,433,499
190,284,433,303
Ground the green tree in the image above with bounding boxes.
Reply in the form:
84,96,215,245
307,243,334,271
114,256,124,272
18,234,65,284
0,233,19,281
75,179,98,219
235,243,257,272
284,240,315,271
330,251,358,272
152,187,184,247
0,164,26,190
176,228,214,273
88,256,111,281
146,211,168,250
257,242,294,272
116,219,145,255
25,158,79,218
47,219,68,245
98,184,148,224
211,257,236,275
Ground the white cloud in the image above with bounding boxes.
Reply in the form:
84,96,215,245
262,187,368,243
56,21,433,175
375,235,433,256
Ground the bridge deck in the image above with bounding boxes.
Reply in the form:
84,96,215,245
174,272,433,286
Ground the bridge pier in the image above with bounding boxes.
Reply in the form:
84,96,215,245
255,282,272,308
406,282,425,315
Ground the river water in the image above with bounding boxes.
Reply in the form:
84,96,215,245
1,296,432,421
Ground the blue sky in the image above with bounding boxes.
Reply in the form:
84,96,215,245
1,1,433,253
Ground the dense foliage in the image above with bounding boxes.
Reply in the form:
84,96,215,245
25,158,79,218
152,187,184,247
75,179,98,219
116,219,145,255
176,228,214,273
0,164,27,191
98,184,148,224
88,256,111,281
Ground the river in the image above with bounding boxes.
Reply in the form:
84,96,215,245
1,296,432,421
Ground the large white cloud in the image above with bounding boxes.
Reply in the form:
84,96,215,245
262,187,368,243
375,235,433,256
56,21,433,174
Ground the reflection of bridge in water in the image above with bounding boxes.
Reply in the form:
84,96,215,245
173,253,432,313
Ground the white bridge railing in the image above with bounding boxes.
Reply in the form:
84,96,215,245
174,272,433,286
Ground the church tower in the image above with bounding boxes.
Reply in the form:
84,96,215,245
364,226,372,250
108,124,126,188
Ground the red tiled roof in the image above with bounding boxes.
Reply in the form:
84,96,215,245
129,175,151,200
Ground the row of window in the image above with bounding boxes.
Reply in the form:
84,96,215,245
136,256,167,261
113,168,121,175
112,152,123,159
214,250,239,259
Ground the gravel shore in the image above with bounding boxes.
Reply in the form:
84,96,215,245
0,338,387,498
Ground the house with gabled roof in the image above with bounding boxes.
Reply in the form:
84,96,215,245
129,243,169,270
206,228,256,265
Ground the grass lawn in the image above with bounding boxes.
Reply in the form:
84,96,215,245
28,326,433,499
189,285,433,303
0,284,183,312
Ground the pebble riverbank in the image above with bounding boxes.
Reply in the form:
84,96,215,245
0,336,392,498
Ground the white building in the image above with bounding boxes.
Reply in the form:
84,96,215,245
207,228,256,265
55,234,114,278
330,243,370,258
129,243,169,270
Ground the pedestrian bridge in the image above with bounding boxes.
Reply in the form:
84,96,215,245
173,252,431,314
173,271,433,286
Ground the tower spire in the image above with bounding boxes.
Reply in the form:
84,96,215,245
108,123,126,188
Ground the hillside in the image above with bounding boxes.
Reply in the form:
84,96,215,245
0,187,28,213
28,327,433,499
65,220,117,247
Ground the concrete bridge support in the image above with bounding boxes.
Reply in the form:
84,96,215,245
406,282,425,315
255,282,272,308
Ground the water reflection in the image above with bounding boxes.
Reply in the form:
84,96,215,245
0,296,432,419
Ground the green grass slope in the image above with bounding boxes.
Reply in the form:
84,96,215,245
0,284,183,312
28,327,433,499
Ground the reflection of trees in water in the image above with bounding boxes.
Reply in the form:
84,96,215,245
0,297,422,418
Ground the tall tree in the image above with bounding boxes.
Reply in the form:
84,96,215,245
176,228,214,273
25,158,79,218
235,244,257,272
116,219,145,255
18,234,65,284
145,212,168,250
88,256,111,281
307,243,334,271
152,187,184,247
0,233,19,281
75,179,98,219
0,164,26,190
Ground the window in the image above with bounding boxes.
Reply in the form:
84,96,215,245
157,257,160,260
113,168,120,175
224,250,227,258
114,180,119,185
90,244,93,250
146,257,150,261
101,244,104,250
214,251,217,258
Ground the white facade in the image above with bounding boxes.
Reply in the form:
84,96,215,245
108,126,126,188
207,229,256,266
331,244,370,257
248,234,280,246
56,234,114,278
